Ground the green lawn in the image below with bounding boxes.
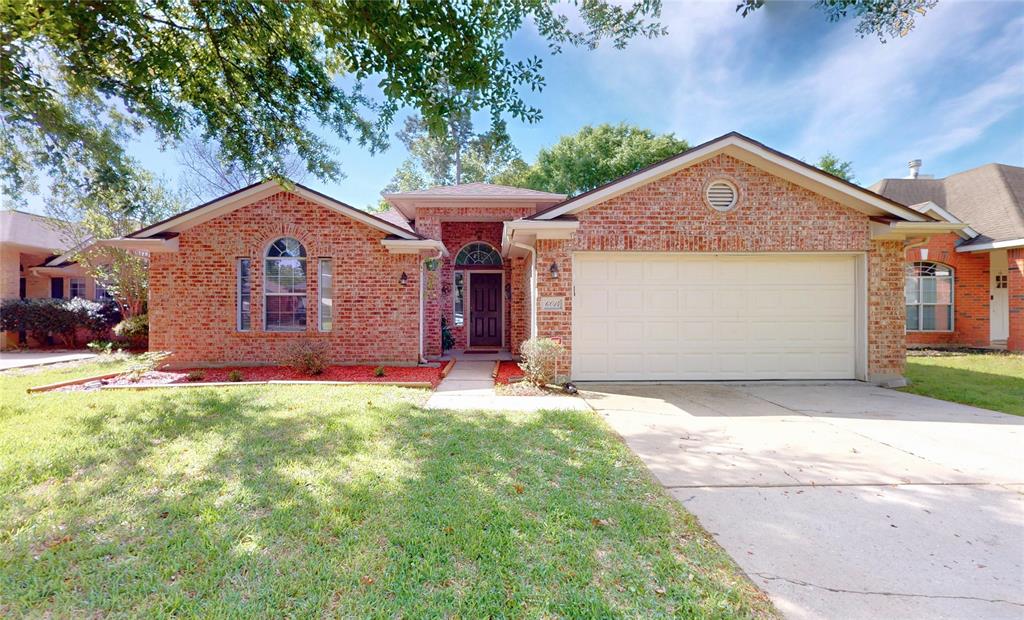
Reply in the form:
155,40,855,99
0,360,774,618
901,352,1024,416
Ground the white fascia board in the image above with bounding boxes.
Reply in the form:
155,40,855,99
99,237,180,252
955,238,1024,253
909,201,979,239
502,219,578,255
381,238,449,256
134,181,420,241
870,221,967,241
534,135,926,222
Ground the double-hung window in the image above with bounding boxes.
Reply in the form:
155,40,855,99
69,277,86,299
264,238,307,331
905,262,954,331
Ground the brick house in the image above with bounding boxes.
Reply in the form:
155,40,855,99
871,161,1024,352
1,210,109,348
114,133,962,385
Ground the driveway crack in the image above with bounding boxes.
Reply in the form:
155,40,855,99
752,573,1024,607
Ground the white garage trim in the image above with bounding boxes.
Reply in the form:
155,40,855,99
571,252,868,382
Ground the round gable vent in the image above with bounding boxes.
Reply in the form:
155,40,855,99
705,180,738,212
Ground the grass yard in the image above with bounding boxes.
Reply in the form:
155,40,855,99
901,352,1024,416
0,360,775,618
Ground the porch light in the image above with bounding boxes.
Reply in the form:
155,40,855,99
549,261,559,279
399,272,408,286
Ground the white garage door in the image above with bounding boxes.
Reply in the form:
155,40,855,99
572,253,858,381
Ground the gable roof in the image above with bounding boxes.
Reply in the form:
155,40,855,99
528,132,926,222
128,180,424,240
871,163,1024,244
0,210,74,253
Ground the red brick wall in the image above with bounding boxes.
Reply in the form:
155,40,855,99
904,233,991,348
414,205,534,355
149,191,421,366
532,153,906,382
1009,248,1024,352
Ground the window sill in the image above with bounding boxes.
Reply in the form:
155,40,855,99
906,330,955,333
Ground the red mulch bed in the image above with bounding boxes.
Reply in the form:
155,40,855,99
494,361,525,385
60,365,444,391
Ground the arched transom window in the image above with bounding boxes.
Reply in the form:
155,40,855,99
455,242,502,266
265,237,307,331
905,261,954,332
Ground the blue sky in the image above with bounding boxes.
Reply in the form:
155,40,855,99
24,1,1024,213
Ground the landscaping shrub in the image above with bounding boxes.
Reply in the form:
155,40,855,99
0,298,119,347
227,370,244,382
373,366,385,377
519,337,566,386
113,314,148,346
87,339,128,355
185,370,205,382
283,340,329,376
120,351,171,383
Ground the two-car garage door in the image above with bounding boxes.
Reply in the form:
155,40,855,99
572,253,858,381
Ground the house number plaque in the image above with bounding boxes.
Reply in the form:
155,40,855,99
540,297,565,311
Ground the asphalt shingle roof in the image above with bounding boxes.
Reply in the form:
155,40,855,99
871,163,1024,243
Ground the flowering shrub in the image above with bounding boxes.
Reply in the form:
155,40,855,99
0,298,120,347
113,314,148,345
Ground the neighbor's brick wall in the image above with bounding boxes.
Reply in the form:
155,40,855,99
415,205,533,356
904,233,991,348
532,153,906,381
1009,248,1024,352
149,191,421,366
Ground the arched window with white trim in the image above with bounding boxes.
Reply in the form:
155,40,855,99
905,261,954,331
265,237,307,331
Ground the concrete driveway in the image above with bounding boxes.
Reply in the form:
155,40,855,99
581,382,1024,620
0,350,96,370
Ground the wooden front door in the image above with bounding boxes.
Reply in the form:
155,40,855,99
469,272,502,347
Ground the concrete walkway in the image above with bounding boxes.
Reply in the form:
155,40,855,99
0,350,97,370
582,382,1024,620
425,360,589,411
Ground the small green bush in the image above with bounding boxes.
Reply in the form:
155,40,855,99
185,370,205,382
113,314,148,343
519,337,566,386
227,370,244,382
373,366,385,377
283,340,328,376
121,351,171,383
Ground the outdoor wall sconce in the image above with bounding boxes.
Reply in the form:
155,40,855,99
399,272,408,286
441,283,451,295
549,261,559,279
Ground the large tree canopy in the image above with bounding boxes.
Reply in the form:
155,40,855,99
497,123,688,196
815,151,856,182
1,0,664,205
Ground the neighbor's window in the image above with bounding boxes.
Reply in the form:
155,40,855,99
95,282,113,302
906,262,954,331
69,277,86,299
453,272,465,327
318,258,332,332
237,258,251,331
264,237,307,331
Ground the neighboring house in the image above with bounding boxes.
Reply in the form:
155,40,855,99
0,210,109,348
113,133,961,385
871,161,1024,352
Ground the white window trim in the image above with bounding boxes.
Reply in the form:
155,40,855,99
264,239,308,332
906,262,955,333
318,258,332,332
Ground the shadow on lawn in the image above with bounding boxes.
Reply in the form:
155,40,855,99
1,386,769,618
